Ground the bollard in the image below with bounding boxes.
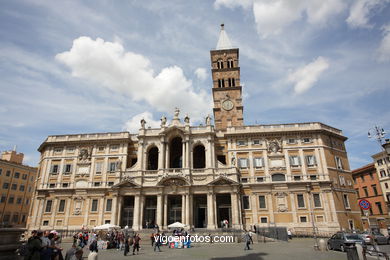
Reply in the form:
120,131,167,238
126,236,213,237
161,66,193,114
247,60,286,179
318,239,327,252
355,243,365,260
344,243,359,260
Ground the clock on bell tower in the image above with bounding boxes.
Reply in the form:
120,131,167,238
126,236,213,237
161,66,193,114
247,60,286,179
211,24,244,130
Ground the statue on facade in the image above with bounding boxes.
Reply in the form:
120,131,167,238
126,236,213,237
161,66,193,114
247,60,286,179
267,139,282,154
184,114,190,124
174,107,180,119
78,148,91,163
205,114,211,126
140,118,146,129
160,116,167,127
231,155,236,166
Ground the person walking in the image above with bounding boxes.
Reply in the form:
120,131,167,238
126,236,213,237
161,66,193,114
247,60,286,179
24,230,42,260
154,233,161,252
132,234,141,255
88,237,98,260
243,231,251,250
124,236,130,256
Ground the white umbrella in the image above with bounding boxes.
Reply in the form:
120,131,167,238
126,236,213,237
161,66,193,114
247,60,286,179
168,222,186,228
93,224,121,230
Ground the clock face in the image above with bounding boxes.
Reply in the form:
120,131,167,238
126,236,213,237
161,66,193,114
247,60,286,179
222,100,234,111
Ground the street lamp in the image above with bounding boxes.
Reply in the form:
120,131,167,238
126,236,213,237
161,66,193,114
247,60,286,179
306,184,319,250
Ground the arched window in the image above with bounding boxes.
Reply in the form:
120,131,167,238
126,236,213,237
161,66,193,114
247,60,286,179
217,59,224,69
193,145,205,169
272,173,286,182
147,146,158,170
227,58,234,68
170,137,182,168
218,79,225,88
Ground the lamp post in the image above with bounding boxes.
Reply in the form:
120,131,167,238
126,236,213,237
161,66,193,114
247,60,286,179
306,184,319,250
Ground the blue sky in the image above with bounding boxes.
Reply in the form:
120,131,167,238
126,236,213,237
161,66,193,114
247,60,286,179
0,0,389,169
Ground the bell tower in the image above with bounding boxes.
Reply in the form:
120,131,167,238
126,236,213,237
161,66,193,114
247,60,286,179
211,24,244,130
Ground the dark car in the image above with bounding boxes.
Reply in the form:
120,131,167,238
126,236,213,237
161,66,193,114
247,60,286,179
327,232,364,252
359,231,389,245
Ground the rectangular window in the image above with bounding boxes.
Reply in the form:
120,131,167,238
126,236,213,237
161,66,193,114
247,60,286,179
238,158,248,168
16,198,22,204
378,159,383,166
66,147,75,153
363,187,368,197
12,214,19,223
243,196,250,210
8,196,14,203
108,182,114,186
343,194,350,209
372,185,378,196
310,175,317,180
49,183,55,188
313,194,322,208
289,156,301,167
237,140,247,146
369,173,374,180
0,169,2,175
94,182,100,187
260,217,268,223
305,155,317,167
258,195,266,209
110,145,119,152
25,198,29,205
62,183,69,188
109,162,117,172
300,216,307,223
294,175,301,181
6,170,10,176
50,164,59,174
302,138,312,143
297,194,305,208
335,156,343,170
45,200,52,213
2,183,9,189
58,200,66,212
0,195,6,203
253,157,264,168
98,146,105,152
339,175,346,186
105,220,111,224
14,172,20,178
11,184,17,190
22,174,27,180
54,147,63,154
256,177,264,183
287,138,296,144
376,202,383,214
91,199,98,212
241,178,248,183
106,199,112,212
95,162,103,174
43,220,49,226
63,164,72,174
380,170,386,177
252,139,260,145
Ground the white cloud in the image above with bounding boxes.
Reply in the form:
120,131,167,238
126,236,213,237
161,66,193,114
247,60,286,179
346,0,389,28
214,0,253,9
287,56,330,94
215,0,345,38
194,68,208,81
123,111,160,133
377,24,390,62
56,37,211,121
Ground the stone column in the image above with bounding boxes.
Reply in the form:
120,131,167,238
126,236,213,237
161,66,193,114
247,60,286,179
268,193,275,223
181,194,186,224
156,194,163,228
159,142,165,170
299,149,308,179
322,192,332,222
83,198,90,226
165,145,170,169
231,192,240,229
64,198,72,228
111,195,118,225
139,195,145,229
163,195,168,229
31,198,42,228
289,193,298,224
50,198,58,228
185,194,191,226
251,194,258,225
207,192,216,229
182,141,186,168
98,197,105,225
116,196,123,225
36,198,45,229
186,141,190,170
132,195,140,230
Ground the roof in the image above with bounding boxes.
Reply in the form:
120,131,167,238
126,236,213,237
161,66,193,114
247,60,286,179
216,24,233,50
352,162,375,175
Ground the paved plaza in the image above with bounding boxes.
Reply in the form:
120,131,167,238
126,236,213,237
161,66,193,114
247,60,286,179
62,238,349,260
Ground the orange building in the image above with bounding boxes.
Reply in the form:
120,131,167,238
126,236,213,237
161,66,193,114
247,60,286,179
353,163,389,234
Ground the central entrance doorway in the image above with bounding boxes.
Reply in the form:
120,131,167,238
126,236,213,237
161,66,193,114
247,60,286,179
121,196,134,227
143,196,157,229
193,195,207,228
216,194,231,228
168,195,182,224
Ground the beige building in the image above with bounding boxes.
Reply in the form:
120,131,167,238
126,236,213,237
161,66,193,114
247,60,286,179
372,140,390,209
27,25,361,234
0,150,37,227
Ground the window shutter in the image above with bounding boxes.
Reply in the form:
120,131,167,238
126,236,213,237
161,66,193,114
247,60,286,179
313,156,317,165
246,159,249,168
238,159,241,168
253,158,256,167
289,156,293,165
298,156,301,166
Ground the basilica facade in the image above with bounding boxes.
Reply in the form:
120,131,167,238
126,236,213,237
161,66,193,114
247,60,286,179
27,25,361,234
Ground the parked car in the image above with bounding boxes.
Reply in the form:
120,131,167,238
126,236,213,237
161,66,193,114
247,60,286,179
327,232,364,252
359,232,389,245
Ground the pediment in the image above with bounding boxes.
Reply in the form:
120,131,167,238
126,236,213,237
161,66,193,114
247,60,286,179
208,176,238,186
112,178,140,188
161,125,187,135
158,176,189,186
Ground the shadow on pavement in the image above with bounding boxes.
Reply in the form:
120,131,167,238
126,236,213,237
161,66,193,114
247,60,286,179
210,252,268,260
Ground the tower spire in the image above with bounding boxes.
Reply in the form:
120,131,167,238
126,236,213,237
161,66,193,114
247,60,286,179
216,23,233,50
